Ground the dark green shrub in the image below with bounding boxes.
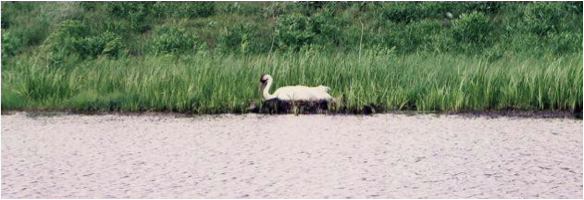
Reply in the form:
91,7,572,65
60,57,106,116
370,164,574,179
523,2,565,36
189,2,216,17
151,26,200,54
379,22,405,51
233,2,262,16
381,2,425,23
294,1,337,16
376,19,449,53
102,20,130,35
11,18,50,46
454,1,502,14
294,1,323,13
1,31,22,60
503,32,542,55
0,12,10,29
309,12,340,45
1,2,35,14
102,35,124,57
105,2,151,32
42,20,124,64
429,29,456,53
564,1,583,14
452,11,494,50
275,13,340,51
105,2,150,18
275,15,314,50
151,2,215,18
218,23,257,54
379,1,502,23
418,2,451,18
222,2,241,14
79,2,97,11
338,1,369,11
42,20,87,64
545,31,583,55
75,32,123,58
403,19,443,52
262,2,287,17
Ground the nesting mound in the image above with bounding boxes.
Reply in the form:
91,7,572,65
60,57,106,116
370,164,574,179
248,99,381,114
248,99,331,114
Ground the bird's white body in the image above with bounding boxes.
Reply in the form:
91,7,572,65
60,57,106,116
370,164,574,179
260,75,333,101
271,85,332,101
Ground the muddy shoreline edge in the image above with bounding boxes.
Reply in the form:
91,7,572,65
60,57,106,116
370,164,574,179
1,108,581,119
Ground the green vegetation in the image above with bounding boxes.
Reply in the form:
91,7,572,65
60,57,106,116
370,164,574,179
1,2,582,114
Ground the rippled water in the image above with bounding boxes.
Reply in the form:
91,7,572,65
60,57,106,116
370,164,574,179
2,113,582,198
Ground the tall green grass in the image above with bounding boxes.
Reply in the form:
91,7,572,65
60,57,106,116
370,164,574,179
2,2,581,114
2,51,582,113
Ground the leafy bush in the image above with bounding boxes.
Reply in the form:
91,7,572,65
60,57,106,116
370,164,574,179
452,11,494,50
42,20,87,64
218,23,257,54
294,1,337,16
309,12,341,45
402,19,444,52
151,2,215,18
275,15,314,51
10,18,50,46
217,21,273,54
429,30,456,53
42,20,123,64
151,26,200,54
0,3,10,29
79,2,97,11
545,31,583,55
105,2,149,18
76,32,124,58
275,13,340,51
105,2,151,32
1,31,22,60
261,2,287,17
0,30,19,56
375,19,448,53
417,2,451,18
380,2,502,24
0,1,36,11
222,2,241,14
338,1,371,11
1,1,582,58
294,1,324,13
102,20,130,35
222,2,265,16
523,2,567,36
564,1,583,14
381,2,426,23
454,1,503,14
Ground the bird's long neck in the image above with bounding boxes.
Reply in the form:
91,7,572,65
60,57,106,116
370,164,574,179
263,78,275,100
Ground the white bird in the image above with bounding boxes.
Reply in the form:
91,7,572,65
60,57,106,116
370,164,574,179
259,74,334,101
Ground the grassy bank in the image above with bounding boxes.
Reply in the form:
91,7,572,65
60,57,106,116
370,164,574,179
1,2,582,114
2,51,582,114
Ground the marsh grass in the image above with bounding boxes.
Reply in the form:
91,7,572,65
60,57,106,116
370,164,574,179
2,51,582,114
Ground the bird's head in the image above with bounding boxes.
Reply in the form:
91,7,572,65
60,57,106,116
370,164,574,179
259,74,271,85
258,74,271,99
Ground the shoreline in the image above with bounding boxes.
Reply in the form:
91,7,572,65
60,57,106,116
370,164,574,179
1,109,581,119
